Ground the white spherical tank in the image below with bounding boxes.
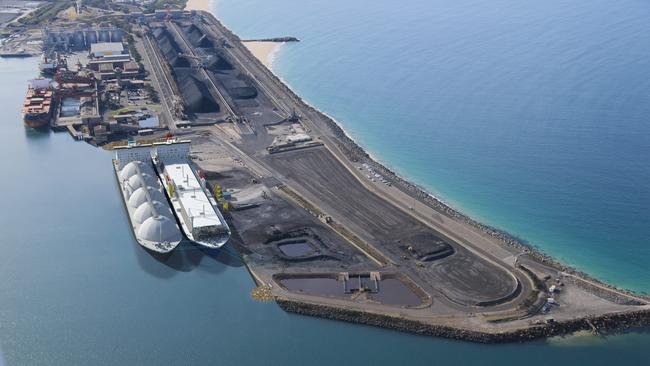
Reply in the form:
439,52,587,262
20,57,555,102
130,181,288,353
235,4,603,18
128,186,165,208
127,173,159,191
119,161,145,181
133,200,168,224
138,216,180,243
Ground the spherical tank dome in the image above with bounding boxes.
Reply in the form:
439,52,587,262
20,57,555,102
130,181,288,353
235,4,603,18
120,161,145,181
133,200,168,224
127,173,158,191
128,186,165,208
138,215,180,243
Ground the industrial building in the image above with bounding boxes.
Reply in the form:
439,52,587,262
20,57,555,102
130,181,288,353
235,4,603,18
43,26,124,52
89,42,125,57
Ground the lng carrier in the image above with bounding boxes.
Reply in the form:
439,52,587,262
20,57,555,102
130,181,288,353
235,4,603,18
113,140,230,253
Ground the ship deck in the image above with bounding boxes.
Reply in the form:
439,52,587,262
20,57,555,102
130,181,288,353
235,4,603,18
163,160,224,227
154,157,229,248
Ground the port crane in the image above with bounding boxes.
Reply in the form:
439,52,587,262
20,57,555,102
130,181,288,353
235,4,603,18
177,52,214,69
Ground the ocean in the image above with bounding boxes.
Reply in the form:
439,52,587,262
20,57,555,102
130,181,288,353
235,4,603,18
216,0,650,293
0,0,649,363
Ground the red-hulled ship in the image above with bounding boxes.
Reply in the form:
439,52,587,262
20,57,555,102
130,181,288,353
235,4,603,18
22,78,53,129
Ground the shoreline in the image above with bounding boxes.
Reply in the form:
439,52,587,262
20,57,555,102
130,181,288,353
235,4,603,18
242,41,282,70
184,0,214,12
205,11,649,303
276,298,650,343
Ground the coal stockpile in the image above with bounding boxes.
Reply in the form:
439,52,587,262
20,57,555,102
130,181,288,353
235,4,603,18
228,87,258,100
221,77,258,100
204,53,233,71
153,29,190,68
173,23,261,110
182,24,214,48
175,69,220,113
152,27,221,115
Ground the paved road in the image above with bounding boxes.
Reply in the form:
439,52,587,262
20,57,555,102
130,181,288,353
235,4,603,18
138,30,178,130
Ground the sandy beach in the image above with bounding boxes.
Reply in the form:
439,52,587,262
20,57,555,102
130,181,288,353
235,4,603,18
185,0,280,70
243,41,282,70
185,0,214,12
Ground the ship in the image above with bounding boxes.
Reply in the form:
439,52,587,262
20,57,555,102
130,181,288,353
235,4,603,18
39,55,58,76
39,53,67,76
113,144,183,254
22,78,54,129
152,140,231,249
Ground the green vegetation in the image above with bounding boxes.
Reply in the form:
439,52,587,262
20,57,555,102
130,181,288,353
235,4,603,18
18,0,75,26
124,34,142,63
106,97,121,111
144,84,160,103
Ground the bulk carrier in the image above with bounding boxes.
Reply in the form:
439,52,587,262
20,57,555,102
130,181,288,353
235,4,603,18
152,140,231,249
22,78,53,129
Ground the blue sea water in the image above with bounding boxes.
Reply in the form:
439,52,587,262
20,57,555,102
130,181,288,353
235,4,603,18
1,0,650,363
216,0,650,293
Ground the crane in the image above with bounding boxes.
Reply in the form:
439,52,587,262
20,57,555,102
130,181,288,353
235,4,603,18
177,53,214,69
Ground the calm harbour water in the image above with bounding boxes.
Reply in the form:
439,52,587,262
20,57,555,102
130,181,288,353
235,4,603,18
1,0,649,363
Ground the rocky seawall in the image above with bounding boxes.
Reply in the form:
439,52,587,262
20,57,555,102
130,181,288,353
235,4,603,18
277,299,650,343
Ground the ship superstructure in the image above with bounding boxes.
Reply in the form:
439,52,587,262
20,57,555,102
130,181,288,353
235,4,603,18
22,78,53,129
39,54,60,76
152,140,230,248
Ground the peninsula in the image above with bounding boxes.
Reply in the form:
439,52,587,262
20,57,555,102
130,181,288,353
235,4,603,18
8,2,650,343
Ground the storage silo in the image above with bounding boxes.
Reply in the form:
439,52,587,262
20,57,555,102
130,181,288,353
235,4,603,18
110,29,123,42
85,30,97,47
98,29,110,42
73,31,85,50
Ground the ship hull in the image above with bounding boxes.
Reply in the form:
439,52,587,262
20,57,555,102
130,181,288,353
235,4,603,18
113,160,182,254
23,113,50,129
152,157,230,249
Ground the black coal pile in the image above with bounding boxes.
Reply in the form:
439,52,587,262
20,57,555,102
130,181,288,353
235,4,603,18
152,27,221,115
182,24,214,48
204,52,234,71
175,69,220,113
